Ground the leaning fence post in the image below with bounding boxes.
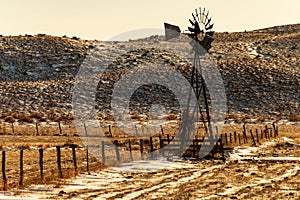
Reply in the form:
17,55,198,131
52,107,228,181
39,148,44,180
56,146,63,178
2,151,7,190
19,148,24,186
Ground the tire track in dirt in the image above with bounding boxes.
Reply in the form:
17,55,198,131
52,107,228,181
115,165,221,200
44,162,222,199
201,165,300,199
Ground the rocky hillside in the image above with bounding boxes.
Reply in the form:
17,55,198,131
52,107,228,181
0,24,299,123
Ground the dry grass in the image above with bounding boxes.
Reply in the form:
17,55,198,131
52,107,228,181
0,119,298,191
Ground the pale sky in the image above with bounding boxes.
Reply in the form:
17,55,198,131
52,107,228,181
0,0,299,40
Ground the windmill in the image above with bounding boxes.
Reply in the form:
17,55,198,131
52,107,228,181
164,7,215,152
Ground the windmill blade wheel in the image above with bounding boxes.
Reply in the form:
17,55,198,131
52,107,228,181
188,7,215,51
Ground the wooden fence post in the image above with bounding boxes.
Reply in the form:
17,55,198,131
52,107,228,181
11,122,14,135
139,139,144,157
56,146,62,178
255,129,260,144
58,122,62,135
250,130,256,146
229,133,232,144
243,132,247,144
234,131,237,143
36,122,39,136
39,148,44,180
128,140,133,161
243,124,248,143
86,145,89,174
192,140,196,157
220,134,223,145
2,151,7,190
238,133,241,144
214,126,219,140
115,141,120,161
224,133,228,146
135,125,138,136
160,125,164,136
264,129,268,139
150,137,154,153
19,148,24,186
82,123,90,173
101,141,105,163
141,126,145,135
71,145,77,173
108,125,112,137
159,136,164,156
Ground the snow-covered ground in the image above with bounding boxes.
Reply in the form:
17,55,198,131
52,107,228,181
1,137,300,199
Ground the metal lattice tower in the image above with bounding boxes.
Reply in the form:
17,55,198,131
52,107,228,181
164,7,215,149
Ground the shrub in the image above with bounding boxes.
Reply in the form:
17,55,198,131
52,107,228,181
18,114,35,123
131,113,141,120
5,116,16,123
166,114,177,120
289,114,300,122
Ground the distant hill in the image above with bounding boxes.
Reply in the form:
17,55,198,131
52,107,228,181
0,24,298,123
